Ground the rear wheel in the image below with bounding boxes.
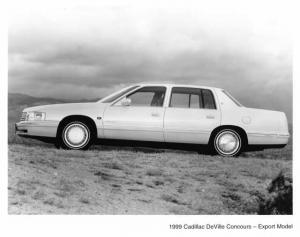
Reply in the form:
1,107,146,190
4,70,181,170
213,129,243,157
59,121,93,150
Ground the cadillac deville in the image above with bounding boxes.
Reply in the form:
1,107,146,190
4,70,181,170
15,84,290,157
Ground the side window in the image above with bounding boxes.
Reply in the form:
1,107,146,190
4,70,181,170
170,93,189,108
170,87,203,108
202,89,216,109
169,87,216,109
190,94,200,108
126,86,166,107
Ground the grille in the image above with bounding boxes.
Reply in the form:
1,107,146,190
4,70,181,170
20,112,27,121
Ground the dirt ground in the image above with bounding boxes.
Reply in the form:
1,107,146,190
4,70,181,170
8,143,292,214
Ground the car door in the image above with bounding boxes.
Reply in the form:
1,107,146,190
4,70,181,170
102,86,166,142
164,87,221,144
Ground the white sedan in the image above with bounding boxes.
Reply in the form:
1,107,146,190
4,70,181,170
15,83,289,157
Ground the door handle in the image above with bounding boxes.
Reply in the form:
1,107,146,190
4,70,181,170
206,115,215,119
151,112,160,117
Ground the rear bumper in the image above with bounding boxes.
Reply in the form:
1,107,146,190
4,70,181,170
247,132,290,145
15,121,59,138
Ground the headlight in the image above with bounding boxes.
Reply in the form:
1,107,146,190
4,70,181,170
26,112,46,121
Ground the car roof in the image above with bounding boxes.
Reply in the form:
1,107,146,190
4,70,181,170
132,83,223,90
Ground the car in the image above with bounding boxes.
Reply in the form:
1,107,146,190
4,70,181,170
15,83,290,157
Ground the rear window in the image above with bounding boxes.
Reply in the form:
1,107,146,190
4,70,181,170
222,90,242,107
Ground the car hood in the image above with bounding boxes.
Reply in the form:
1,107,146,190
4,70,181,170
23,102,109,121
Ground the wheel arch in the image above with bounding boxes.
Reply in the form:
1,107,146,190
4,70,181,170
208,125,248,146
56,115,97,139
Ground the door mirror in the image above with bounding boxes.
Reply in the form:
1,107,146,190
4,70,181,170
121,98,131,106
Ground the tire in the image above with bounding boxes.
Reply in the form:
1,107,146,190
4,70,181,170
213,129,243,157
59,121,94,150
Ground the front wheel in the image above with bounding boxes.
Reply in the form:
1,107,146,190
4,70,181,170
213,129,243,157
60,121,93,150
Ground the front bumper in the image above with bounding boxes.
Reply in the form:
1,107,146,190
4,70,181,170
15,121,59,138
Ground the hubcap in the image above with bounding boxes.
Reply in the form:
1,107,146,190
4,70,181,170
216,131,240,155
63,123,89,148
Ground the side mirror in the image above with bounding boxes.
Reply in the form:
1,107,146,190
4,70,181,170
121,98,131,106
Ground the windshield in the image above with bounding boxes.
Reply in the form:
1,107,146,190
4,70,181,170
100,85,140,103
222,90,243,107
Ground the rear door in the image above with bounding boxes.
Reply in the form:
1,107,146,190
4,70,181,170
164,87,221,144
103,86,166,142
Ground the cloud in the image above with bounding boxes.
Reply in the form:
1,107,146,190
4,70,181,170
8,0,292,120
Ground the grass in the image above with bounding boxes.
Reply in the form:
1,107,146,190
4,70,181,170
8,143,292,214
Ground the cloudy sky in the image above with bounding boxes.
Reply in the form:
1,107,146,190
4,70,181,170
8,0,292,120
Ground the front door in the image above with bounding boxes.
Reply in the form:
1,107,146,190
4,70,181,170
103,86,166,142
164,87,221,144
